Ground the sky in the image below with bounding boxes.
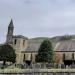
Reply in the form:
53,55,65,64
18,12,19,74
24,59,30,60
0,0,75,43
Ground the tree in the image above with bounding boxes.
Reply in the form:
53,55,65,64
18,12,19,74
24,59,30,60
0,44,16,66
59,35,72,41
36,39,54,63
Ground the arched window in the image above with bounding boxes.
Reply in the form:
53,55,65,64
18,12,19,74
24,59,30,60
72,53,74,60
23,40,25,46
23,54,25,62
63,53,65,60
31,54,33,60
14,39,17,45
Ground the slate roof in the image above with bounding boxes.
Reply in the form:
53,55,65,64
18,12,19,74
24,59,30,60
8,19,14,28
24,40,55,53
22,39,75,53
54,40,75,52
25,41,41,53
13,35,28,39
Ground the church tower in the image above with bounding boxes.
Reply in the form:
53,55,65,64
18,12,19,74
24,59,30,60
6,19,14,44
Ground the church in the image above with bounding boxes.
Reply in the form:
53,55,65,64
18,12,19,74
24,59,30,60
6,19,39,64
6,19,75,66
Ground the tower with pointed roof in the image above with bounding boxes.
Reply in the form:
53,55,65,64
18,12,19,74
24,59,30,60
6,19,14,44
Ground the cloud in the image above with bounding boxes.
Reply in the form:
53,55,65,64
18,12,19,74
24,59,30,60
0,0,75,43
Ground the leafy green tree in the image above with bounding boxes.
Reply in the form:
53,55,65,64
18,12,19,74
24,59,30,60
36,39,54,63
60,35,72,41
0,44,16,66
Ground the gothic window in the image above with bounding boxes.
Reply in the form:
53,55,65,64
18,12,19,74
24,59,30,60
31,54,32,60
63,53,65,60
14,39,17,45
72,53,74,60
23,40,25,46
23,54,25,62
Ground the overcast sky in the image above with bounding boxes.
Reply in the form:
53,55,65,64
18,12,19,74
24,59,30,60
0,0,75,43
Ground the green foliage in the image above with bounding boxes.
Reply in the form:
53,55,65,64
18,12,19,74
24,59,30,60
0,44,16,65
36,39,54,63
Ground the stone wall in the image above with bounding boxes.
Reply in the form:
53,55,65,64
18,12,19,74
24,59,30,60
0,69,75,75
12,37,28,64
0,72,75,75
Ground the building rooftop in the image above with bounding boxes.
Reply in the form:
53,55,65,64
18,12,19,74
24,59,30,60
8,19,14,28
23,40,54,53
54,40,75,52
25,41,41,53
13,35,28,40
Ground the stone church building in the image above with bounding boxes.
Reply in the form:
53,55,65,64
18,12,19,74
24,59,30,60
6,20,75,66
6,20,39,64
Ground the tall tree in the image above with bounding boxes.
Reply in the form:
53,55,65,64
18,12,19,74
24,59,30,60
59,35,72,41
0,44,16,66
36,39,54,63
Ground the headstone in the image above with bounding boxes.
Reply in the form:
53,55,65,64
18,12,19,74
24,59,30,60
46,63,53,69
